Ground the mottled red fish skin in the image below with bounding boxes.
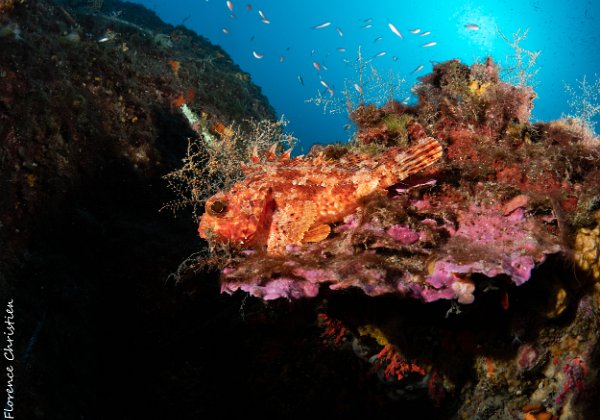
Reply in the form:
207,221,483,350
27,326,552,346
199,137,442,254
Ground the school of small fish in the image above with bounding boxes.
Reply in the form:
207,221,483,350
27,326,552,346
214,2,481,101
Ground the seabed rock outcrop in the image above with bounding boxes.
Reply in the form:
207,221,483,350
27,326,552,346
199,58,600,418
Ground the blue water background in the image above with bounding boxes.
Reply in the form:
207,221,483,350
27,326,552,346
133,0,599,152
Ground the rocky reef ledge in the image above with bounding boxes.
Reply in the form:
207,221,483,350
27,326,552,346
197,58,600,418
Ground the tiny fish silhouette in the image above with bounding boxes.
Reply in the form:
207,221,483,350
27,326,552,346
199,138,443,255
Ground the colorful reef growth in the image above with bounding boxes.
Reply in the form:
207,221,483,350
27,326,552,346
180,58,600,417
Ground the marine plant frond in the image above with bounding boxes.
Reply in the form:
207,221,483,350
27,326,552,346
344,48,407,112
563,74,600,138
497,27,541,88
307,46,407,119
161,116,296,219
305,89,346,115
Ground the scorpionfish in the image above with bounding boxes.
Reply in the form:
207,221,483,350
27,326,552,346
199,137,443,255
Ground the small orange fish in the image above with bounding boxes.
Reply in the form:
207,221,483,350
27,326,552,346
199,138,443,255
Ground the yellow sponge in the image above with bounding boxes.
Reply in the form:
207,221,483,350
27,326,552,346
574,211,600,280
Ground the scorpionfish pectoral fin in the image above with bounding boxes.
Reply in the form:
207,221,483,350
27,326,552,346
302,224,331,243
266,201,320,255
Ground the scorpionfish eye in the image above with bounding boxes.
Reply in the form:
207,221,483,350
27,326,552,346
207,199,227,217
